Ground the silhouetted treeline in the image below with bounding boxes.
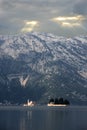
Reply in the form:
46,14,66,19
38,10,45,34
49,97,70,105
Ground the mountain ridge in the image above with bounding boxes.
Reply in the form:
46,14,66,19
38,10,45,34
0,32,87,105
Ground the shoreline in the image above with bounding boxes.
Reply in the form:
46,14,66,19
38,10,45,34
0,105,87,111
47,103,67,106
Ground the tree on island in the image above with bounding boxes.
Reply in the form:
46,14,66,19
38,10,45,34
49,98,54,103
63,99,70,105
58,98,64,104
49,97,70,105
54,98,59,104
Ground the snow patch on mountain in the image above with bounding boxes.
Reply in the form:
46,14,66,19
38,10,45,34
0,32,87,104
19,75,29,87
0,32,87,74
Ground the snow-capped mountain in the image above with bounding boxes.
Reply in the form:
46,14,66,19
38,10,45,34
0,32,87,104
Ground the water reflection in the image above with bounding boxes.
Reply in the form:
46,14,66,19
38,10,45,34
0,111,20,130
0,107,87,130
19,110,33,130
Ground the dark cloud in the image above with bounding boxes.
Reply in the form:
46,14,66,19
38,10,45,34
73,0,87,15
0,0,87,36
0,0,17,10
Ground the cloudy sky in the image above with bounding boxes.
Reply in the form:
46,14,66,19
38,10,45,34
0,0,87,37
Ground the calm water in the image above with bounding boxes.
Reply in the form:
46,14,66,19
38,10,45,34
0,106,87,130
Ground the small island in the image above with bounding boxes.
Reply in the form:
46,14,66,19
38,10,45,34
47,97,70,106
23,99,35,107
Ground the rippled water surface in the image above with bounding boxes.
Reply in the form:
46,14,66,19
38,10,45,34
0,106,87,130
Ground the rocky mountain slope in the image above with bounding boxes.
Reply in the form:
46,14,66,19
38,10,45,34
0,32,87,105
